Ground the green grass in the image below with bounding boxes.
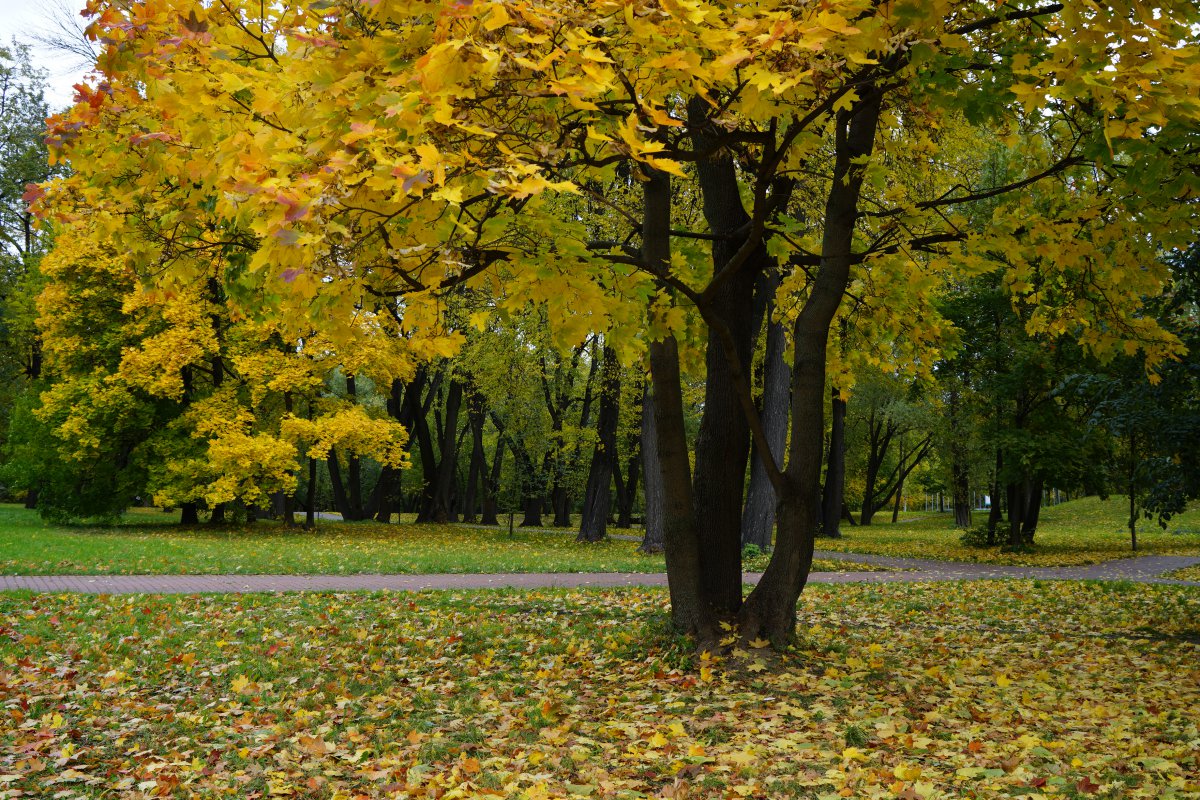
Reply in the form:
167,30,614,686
0,505,875,576
1,581,1196,798
820,496,1200,566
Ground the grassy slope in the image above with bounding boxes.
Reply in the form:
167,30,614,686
0,505,873,576
1,581,1196,798
819,496,1200,566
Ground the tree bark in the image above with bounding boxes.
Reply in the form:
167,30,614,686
639,382,666,554
480,436,504,526
740,88,884,644
579,347,621,542
180,502,199,525
820,390,848,538
462,393,486,524
1020,477,1043,544
643,166,714,640
305,455,317,529
688,95,766,616
422,380,463,523
742,276,790,550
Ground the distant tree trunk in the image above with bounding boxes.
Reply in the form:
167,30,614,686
613,445,639,529
859,409,893,526
1021,477,1043,543
639,383,665,554
520,495,543,528
1006,480,1023,547
209,503,226,525
579,347,620,542
305,456,317,529
344,378,364,519
742,282,790,550
986,451,1003,544
368,468,395,523
891,472,904,523
273,491,296,527
820,390,848,538
947,385,972,529
462,395,486,524
421,380,463,523
181,502,199,525
551,486,571,527
327,450,352,519
480,437,504,526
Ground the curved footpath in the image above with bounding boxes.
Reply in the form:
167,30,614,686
2,552,1198,595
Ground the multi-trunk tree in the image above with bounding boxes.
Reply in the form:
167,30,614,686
37,0,1200,646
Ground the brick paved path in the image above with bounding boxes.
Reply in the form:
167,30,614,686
2,553,1197,594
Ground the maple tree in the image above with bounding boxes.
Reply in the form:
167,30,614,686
31,0,1200,645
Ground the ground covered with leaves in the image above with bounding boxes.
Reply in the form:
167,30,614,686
2,581,1197,799
1167,565,1200,582
0,506,872,576
819,497,1200,566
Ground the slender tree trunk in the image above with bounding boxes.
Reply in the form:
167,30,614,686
740,88,884,644
986,450,1003,544
742,278,790,550
614,447,640,529
820,390,847,538
891,472,904,524
305,456,317,529
639,382,665,554
580,347,621,542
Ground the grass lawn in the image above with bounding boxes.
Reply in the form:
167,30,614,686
1,581,1196,798
0,505,875,576
819,496,1200,566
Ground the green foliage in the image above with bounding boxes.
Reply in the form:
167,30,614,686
959,525,995,549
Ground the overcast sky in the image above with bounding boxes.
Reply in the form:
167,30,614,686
0,0,94,111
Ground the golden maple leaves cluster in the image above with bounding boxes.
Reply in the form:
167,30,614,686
26,0,1200,505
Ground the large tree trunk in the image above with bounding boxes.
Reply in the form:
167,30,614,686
639,382,665,554
180,502,199,525
741,275,790,551
688,95,765,616
740,88,884,644
579,347,621,542
820,390,848,538
643,166,713,640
